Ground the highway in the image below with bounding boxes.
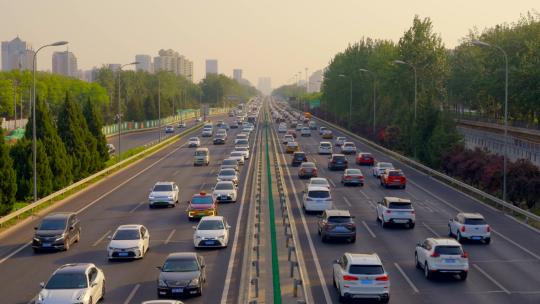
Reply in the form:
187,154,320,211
269,100,540,304
0,113,257,304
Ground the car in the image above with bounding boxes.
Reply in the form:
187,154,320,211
165,126,175,133
372,162,394,178
278,124,287,133
32,212,81,252
340,142,357,154
229,151,246,165
356,152,375,166
217,168,239,185
213,134,226,145
286,129,297,138
341,168,365,186
380,169,407,189
303,186,332,212
230,121,239,128
220,158,239,171
415,238,469,281
186,192,217,220
335,137,346,146
290,120,298,128
318,141,333,155
298,162,318,178
193,216,231,248
106,143,115,154
235,138,249,146
234,146,250,159
188,137,200,148
36,263,105,304
283,134,294,144
333,253,390,303
300,127,311,137
178,122,186,128
236,133,248,142
322,129,333,139
309,121,317,130
229,111,235,117
157,252,206,297
149,182,180,208
219,123,230,130
306,177,331,190
376,197,415,228
201,128,213,137
448,213,491,244
295,123,303,131
212,181,238,203
193,148,210,166
319,126,327,135
328,154,348,170
215,128,227,136
195,117,202,122
286,141,300,153
142,300,184,304
107,224,149,260
291,151,307,166
318,209,356,243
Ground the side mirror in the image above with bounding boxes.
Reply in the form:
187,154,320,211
40,282,45,288
107,236,112,239
201,264,206,268
377,202,382,205
317,215,323,218
69,226,74,231
34,226,38,230
227,225,231,229
333,259,339,264
351,216,356,219
156,266,162,270
416,242,422,247
91,282,98,288
192,226,197,229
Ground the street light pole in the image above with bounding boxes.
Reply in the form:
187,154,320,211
338,74,353,129
359,69,377,135
32,41,68,202
472,40,509,202
158,76,161,142
117,61,139,161
394,60,418,158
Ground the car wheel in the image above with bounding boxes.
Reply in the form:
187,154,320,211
333,274,337,288
318,228,321,235
100,283,106,301
402,185,406,189
457,232,463,243
350,236,356,243
33,248,40,254
381,220,388,228
485,237,491,245
409,222,415,229
321,234,327,242
64,238,70,251
415,253,421,269
89,297,93,304
424,263,432,280
459,271,468,281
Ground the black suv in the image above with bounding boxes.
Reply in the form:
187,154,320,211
291,151,307,167
33,212,81,252
328,154,348,170
317,209,356,243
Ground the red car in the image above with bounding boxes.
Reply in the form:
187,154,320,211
356,152,375,166
380,169,407,189
286,130,297,138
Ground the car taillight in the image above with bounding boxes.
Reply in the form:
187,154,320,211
460,226,466,232
486,225,491,232
461,252,468,258
431,252,440,258
375,275,389,281
346,223,356,229
343,275,358,281
385,210,392,214
345,176,352,180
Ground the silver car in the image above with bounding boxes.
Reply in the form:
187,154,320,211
217,168,239,185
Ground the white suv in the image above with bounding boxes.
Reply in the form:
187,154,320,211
448,212,491,244
376,197,415,228
415,238,469,280
333,253,390,303
300,127,311,136
372,162,394,178
318,141,333,155
148,182,179,208
303,186,332,212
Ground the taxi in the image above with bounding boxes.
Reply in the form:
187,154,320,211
322,129,334,139
186,192,217,221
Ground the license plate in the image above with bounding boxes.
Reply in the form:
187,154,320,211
205,240,216,245
172,288,183,293
360,279,373,285
394,219,408,223
118,252,128,257
471,236,482,240
42,243,51,247
444,259,456,263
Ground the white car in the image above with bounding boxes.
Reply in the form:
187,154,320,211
212,181,238,203
236,133,248,142
376,197,415,228
306,177,331,190
188,137,200,147
448,213,491,244
36,263,105,304
193,216,231,248
295,123,303,131
333,253,390,303
230,151,245,165
107,225,149,259
372,162,394,178
283,134,294,144
148,182,179,208
235,138,249,146
278,124,287,133
319,126,327,135
300,127,311,137
335,136,346,146
165,126,175,133
303,186,332,212
142,301,183,304
341,142,357,154
308,121,317,130
318,141,333,155
217,168,239,185
202,129,213,137
415,238,469,281
235,146,250,159
221,158,239,171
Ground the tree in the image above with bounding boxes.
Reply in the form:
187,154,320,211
0,129,17,215
26,96,72,190
83,98,109,166
10,139,53,200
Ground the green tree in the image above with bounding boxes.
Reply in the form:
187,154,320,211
83,98,109,165
0,129,17,215
10,139,53,200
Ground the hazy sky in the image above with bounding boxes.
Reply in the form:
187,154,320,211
1,0,538,87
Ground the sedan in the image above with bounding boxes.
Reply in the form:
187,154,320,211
341,168,365,186
306,177,331,190
217,168,239,185
212,181,238,203
372,162,394,178
193,216,231,248
107,224,149,260
340,142,357,155
298,162,318,179
356,152,375,166
188,137,200,148
157,253,205,298
165,126,175,133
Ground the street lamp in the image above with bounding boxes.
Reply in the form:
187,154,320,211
117,61,139,160
359,69,377,135
338,74,353,129
32,40,68,202
472,40,509,202
393,60,417,120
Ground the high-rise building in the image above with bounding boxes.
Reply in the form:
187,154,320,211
308,69,323,93
1,36,34,71
233,69,242,81
153,49,193,81
257,77,272,95
205,59,218,76
52,51,78,77
135,54,153,73
107,64,121,72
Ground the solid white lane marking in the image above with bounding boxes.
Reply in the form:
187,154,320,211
422,223,441,237
473,264,511,294
362,221,376,238
0,242,31,265
92,230,111,247
343,196,352,207
359,189,369,199
394,263,419,293
164,229,176,245
491,230,540,260
328,178,336,187
123,283,140,304
128,201,145,213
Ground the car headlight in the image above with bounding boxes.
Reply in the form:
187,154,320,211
158,279,167,287
149,195,155,200
218,235,226,239
55,234,65,241
195,235,202,239
33,237,40,242
167,196,173,199
189,278,200,286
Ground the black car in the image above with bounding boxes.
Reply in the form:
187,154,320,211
32,212,81,252
328,154,348,170
213,135,226,145
291,151,307,166
158,252,206,298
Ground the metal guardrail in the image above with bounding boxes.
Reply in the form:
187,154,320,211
307,115,540,225
0,123,204,228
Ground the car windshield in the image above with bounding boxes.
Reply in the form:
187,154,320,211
162,259,199,272
237,140,248,145
308,191,330,198
153,185,172,192
195,151,207,156
190,138,198,141
344,143,354,147
349,265,384,275
294,154,305,159
346,169,362,175
435,246,463,255
45,273,88,289
321,143,331,147
113,229,140,240
464,218,487,225
220,170,236,176
389,171,403,176
361,154,372,158
191,196,213,204
236,147,248,151
328,216,352,223
198,220,225,230
231,152,243,157
39,219,67,230
388,202,412,209
310,179,329,186
215,183,234,190
223,160,236,165
302,163,315,168
379,163,393,168
333,156,345,161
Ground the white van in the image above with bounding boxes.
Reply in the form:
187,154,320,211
194,148,210,166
